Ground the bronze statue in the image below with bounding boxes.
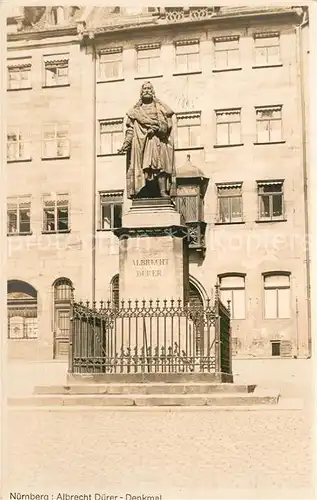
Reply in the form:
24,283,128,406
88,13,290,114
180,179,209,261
118,82,176,199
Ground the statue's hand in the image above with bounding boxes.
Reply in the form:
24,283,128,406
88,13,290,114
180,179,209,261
147,125,159,138
117,147,127,155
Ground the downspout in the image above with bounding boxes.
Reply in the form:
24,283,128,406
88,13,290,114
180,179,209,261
84,33,97,303
295,10,311,357
92,41,97,303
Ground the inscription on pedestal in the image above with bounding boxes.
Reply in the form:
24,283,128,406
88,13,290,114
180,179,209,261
133,258,169,278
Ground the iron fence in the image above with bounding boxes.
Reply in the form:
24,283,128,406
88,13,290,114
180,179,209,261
69,285,232,376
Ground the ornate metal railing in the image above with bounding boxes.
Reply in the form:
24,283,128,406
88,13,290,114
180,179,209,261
69,285,232,376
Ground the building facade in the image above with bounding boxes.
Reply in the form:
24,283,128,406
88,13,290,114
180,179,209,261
6,5,311,361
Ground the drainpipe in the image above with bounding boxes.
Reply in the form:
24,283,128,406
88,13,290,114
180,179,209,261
92,42,97,303
84,34,97,303
295,9,311,357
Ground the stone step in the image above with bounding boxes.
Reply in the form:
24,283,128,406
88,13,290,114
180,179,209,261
33,383,256,396
8,391,279,407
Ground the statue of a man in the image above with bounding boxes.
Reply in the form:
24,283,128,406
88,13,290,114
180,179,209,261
118,82,176,199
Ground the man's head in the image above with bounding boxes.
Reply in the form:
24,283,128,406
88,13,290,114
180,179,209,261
140,81,155,102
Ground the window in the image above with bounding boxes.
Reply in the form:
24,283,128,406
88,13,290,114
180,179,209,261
175,40,200,74
219,275,245,320
111,274,120,308
42,123,70,159
7,280,38,339
271,341,281,356
136,44,161,76
99,118,124,154
7,58,31,90
214,36,240,69
7,127,31,162
100,191,123,229
7,196,31,235
44,55,69,87
217,183,243,223
215,109,241,146
43,193,69,233
256,106,282,143
98,48,123,81
254,33,280,66
257,181,284,220
176,112,201,149
176,186,202,222
264,273,290,319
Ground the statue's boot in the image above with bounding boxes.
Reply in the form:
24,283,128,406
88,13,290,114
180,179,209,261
158,175,169,198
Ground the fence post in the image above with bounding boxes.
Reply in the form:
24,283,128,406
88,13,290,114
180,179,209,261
68,287,75,373
214,283,221,376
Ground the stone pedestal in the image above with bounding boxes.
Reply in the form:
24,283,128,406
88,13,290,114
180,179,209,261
114,199,189,303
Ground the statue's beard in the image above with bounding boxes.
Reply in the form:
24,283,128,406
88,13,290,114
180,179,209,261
141,94,154,103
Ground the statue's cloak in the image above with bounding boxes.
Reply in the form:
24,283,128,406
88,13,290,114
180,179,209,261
125,99,176,198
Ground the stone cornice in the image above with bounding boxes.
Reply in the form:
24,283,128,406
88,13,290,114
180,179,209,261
113,225,189,240
7,6,306,44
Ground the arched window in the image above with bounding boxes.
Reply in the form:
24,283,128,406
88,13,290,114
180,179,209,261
7,280,38,339
219,274,246,320
111,274,119,307
53,278,73,358
263,272,290,319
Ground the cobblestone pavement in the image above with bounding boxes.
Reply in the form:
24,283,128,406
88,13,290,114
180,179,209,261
6,406,313,500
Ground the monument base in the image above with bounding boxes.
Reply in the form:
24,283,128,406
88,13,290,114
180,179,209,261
114,198,189,303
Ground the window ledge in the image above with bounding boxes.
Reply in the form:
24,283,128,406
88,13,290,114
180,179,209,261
7,87,32,92
42,230,71,234
42,84,70,89
252,63,283,69
97,78,125,84
212,67,242,73
7,158,32,164
173,70,202,76
214,143,244,149
97,153,122,158
7,232,33,237
41,156,70,161
254,141,286,145
174,146,204,152
134,74,163,80
9,338,39,341
97,228,121,232
214,221,245,226
255,218,287,224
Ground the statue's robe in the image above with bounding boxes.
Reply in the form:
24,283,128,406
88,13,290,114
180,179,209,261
123,99,176,198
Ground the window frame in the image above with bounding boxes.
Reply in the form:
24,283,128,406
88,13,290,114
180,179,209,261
7,195,32,236
255,105,283,144
7,127,31,163
219,273,246,320
135,43,161,78
42,192,70,234
263,272,291,320
98,47,123,82
98,118,124,155
176,111,202,150
99,191,123,230
216,183,243,224
257,180,285,221
253,32,281,68
213,36,240,71
43,54,70,88
174,39,201,75
42,122,70,160
7,58,32,91
215,108,242,147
